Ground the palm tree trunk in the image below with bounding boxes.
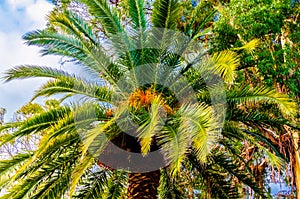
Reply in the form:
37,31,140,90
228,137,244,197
252,160,267,199
127,170,161,199
206,176,211,199
292,131,300,198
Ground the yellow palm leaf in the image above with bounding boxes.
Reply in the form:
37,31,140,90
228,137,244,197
233,39,260,55
211,50,240,84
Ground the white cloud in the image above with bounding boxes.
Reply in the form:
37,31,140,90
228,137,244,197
6,0,54,29
7,0,34,8
6,0,35,9
26,0,54,28
0,32,58,66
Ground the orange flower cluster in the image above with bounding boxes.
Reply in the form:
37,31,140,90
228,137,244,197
128,88,175,114
129,89,156,108
105,109,113,118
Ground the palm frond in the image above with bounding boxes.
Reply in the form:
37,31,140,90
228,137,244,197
0,146,80,199
159,103,217,175
188,149,269,199
233,39,260,55
159,124,188,175
23,29,88,57
228,108,289,129
158,169,185,199
152,0,180,29
0,106,71,147
81,121,113,156
69,155,94,197
49,10,99,45
3,65,72,82
241,130,287,169
104,170,127,199
79,0,123,36
138,97,164,155
128,0,147,66
30,167,72,199
0,153,33,190
128,0,146,30
211,50,240,83
74,169,110,199
179,103,217,163
227,85,298,117
32,77,112,102
243,130,286,162
3,130,79,191
0,153,32,173
23,29,117,83
188,152,241,199
211,152,269,198
190,2,216,39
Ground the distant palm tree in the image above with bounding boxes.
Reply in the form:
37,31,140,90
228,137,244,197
0,0,297,198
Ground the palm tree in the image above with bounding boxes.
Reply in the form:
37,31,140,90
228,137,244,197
0,0,297,198
0,108,5,126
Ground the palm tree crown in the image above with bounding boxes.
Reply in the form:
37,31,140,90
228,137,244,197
0,0,297,198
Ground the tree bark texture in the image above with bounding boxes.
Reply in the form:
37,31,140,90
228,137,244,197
127,170,161,199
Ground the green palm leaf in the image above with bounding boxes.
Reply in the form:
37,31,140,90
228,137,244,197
79,0,123,36
137,97,164,155
211,50,240,83
32,77,112,102
152,0,179,29
227,85,298,117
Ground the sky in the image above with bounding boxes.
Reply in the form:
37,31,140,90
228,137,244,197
0,0,60,121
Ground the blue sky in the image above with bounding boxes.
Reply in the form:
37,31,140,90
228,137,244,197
0,0,60,121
